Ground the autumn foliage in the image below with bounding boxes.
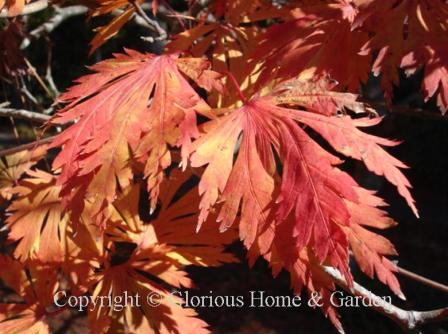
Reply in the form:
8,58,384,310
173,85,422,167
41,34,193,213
1,0,447,333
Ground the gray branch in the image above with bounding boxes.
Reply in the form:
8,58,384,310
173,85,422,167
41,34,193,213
0,136,54,158
31,5,88,36
323,266,448,331
131,1,167,41
20,3,164,49
21,5,88,49
0,102,51,123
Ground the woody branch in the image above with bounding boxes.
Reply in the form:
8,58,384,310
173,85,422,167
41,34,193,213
323,266,448,331
0,102,51,123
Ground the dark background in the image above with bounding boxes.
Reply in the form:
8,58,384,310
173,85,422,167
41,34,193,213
1,7,447,334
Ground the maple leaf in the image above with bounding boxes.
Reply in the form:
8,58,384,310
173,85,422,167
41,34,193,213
259,229,345,330
167,0,285,105
0,256,58,334
356,0,448,112
251,2,371,91
85,0,163,53
0,145,47,200
245,187,404,332
86,0,139,53
49,50,220,220
85,243,211,334
107,168,237,267
189,79,414,291
0,0,29,16
1,165,235,333
65,171,235,333
276,99,417,215
191,96,351,279
0,21,27,77
5,169,68,262
89,6,135,54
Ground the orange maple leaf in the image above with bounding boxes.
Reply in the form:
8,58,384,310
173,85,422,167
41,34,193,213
0,144,47,200
0,0,30,17
188,79,413,317
106,169,238,266
62,170,236,333
83,243,211,334
167,0,285,105
49,50,221,220
86,0,140,53
356,0,448,111
6,169,68,263
251,2,371,91
0,257,58,334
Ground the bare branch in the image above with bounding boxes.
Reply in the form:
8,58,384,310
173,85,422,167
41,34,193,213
0,0,48,17
349,251,448,294
20,4,164,50
131,1,167,41
32,5,87,36
0,136,54,157
397,266,448,294
0,102,51,123
21,5,89,49
44,35,59,96
0,136,54,158
323,266,448,331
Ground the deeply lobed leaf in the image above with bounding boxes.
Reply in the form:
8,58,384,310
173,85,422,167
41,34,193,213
49,50,220,221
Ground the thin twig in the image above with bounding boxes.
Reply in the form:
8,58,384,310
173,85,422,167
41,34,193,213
24,59,53,99
397,266,448,294
1,76,40,107
0,102,51,123
8,116,20,143
323,266,448,331
0,136,54,158
21,5,88,49
44,36,59,96
368,101,448,122
349,251,448,294
20,4,161,49
130,1,167,40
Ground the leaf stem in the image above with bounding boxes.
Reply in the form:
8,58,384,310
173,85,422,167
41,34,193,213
224,71,248,104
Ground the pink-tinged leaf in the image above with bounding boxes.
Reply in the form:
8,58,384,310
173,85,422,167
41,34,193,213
49,50,218,220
